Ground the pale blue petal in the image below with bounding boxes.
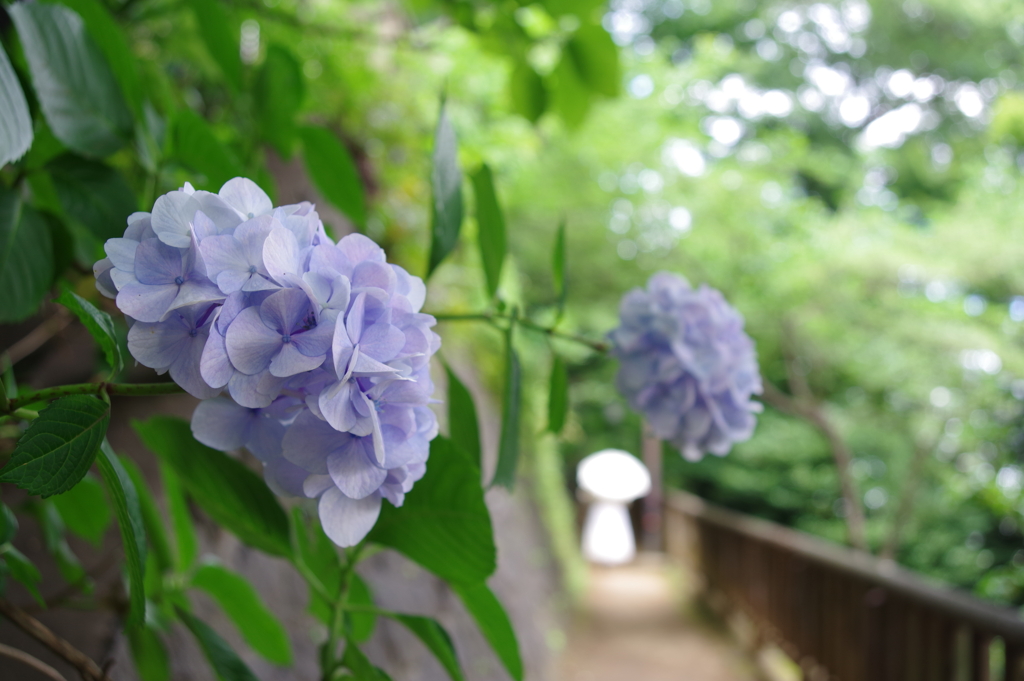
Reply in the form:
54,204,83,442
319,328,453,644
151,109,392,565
225,306,281,374
219,178,272,219
270,342,324,377
191,398,252,451
117,281,178,323
319,487,381,547
327,442,386,500
151,191,199,248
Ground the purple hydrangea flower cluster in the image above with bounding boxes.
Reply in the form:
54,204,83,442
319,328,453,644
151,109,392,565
609,272,762,461
95,178,440,546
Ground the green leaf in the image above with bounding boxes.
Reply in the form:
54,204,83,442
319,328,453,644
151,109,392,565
349,573,377,643
298,125,366,227
255,45,304,157
553,220,567,318
452,582,522,681
177,607,260,681
0,186,54,323
547,356,569,435
9,1,132,157
51,474,111,546
171,109,244,191
52,0,143,117
0,395,110,496
96,441,147,628
134,417,291,557
191,562,293,665
122,457,174,573
186,0,243,92
342,641,389,680
47,154,137,242
550,56,590,130
491,328,522,489
24,499,85,585
129,623,171,681
0,504,17,545
0,41,33,166
291,507,340,624
161,462,198,572
445,364,482,470
427,102,464,277
391,614,465,681
508,62,547,124
56,288,124,375
1,545,44,606
471,164,506,300
565,23,621,98
368,437,495,585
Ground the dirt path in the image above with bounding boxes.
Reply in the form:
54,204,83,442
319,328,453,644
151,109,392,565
558,557,758,681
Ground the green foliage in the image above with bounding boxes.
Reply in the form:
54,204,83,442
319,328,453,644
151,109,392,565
390,614,464,681
452,581,523,681
547,356,569,435
427,103,464,277
1,544,44,605
56,288,123,376
134,417,291,557
177,607,260,681
0,186,54,323
299,125,366,228
565,23,620,98
122,456,174,573
186,0,243,92
445,364,482,469
51,473,111,546
0,41,33,167
342,642,391,680
96,441,148,628
0,395,109,497
170,109,244,191
508,63,547,124
53,0,143,117
0,505,17,546
255,46,305,157
492,326,522,489
291,507,341,624
161,461,198,572
23,497,86,586
368,437,496,585
47,154,137,241
471,164,507,300
348,574,377,643
191,562,293,665
128,623,171,681
552,220,567,319
9,1,131,158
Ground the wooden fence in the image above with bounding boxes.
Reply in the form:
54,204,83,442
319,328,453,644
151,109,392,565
665,490,1024,681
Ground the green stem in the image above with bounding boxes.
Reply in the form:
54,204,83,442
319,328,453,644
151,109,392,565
321,545,364,681
1,409,39,423
431,311,609,352
6,382,184,413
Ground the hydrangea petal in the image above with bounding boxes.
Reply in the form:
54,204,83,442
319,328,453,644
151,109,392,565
319,487,381,547
225,306,283,374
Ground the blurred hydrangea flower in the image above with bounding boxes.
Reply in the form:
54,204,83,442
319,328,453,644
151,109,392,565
609,272,762,461
97,178,440,546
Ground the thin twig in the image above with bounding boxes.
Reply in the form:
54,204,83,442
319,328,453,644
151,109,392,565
0,642,68,681
430,311,609,352
4,309,72,366
760,381,868,552
7,382,184,412
0,598,111,681
881,435,935,559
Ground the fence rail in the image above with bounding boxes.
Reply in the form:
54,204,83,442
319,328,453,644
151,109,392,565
664,490,1024,681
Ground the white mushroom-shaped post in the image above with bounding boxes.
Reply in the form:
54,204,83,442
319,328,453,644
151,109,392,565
577,449,652,565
